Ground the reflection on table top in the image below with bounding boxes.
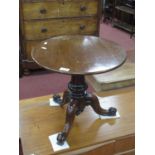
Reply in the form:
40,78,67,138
32,35,126,75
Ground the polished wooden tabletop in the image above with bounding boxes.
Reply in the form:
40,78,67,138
32,35,126,75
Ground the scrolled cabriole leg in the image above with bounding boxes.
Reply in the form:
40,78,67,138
86,93,117,116
57,100,78,145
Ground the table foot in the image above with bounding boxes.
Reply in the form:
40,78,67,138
86,94,117,116
57,100,78,144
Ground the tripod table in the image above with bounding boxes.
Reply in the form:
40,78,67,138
32,35,126,144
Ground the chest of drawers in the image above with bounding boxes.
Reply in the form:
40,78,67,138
20,0,102,74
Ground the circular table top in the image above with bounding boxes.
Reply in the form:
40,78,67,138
32,35,127,75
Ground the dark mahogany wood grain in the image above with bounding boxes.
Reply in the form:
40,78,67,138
32,35,126,75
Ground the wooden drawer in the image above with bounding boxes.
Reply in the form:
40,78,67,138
24,17,98,40
114,135,135,154
80,142,115,155
22,0,98,20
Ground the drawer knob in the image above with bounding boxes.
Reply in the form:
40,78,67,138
80,6,87,11
40,8,47,14
80,25,85,30
41,28,48,33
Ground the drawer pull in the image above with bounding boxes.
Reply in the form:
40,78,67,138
41,28,48,33
80,25,85,30
40,8,47,14
80,6,87,11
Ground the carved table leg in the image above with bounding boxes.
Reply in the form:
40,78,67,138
57,100,78,144
61,90,70,107
86,93,117,116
